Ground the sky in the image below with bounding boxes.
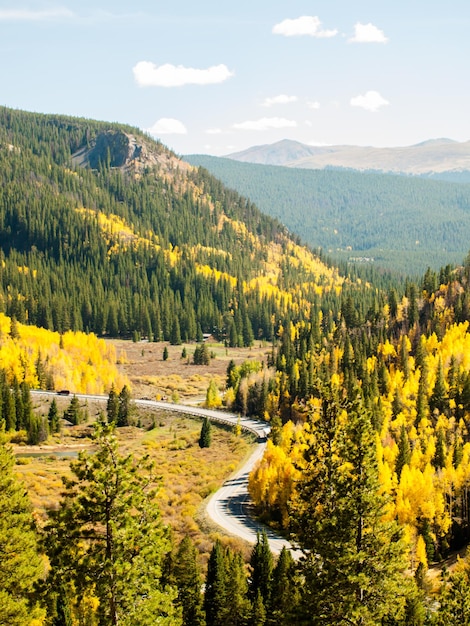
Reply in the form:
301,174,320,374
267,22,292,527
1,1,469,156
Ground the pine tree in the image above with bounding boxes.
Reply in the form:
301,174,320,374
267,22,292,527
117,384,132,426
199,417,212,448
44,420,181,625
435,561,470,625
251,590,266,626
395,423,411,479
267,546,298,625
290,385,410,625
64,394,81,425
249,531,273,606
51,584,73,626
106,383,119,423
48,398,61,433
0,440,44,625
429,358,447,417
174,535,204,626
225,550,251,626
170,317,182,345
204,540,228,626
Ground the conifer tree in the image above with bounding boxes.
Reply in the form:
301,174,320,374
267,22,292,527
434,561,470,625
117,384,132,426
48,398,61,433
106,383,119,423
395,423,411,479
204,539,228,626
290,384,410,625
170,317,182,345
64,394,81,425
225,550,251,626
45,420,181,625
267,546,298,625
50,584,73,626
248,530,273,606
0,440,44,625
430,357,447,417
174,535,204,626
251,590,266,626
199,417,212,448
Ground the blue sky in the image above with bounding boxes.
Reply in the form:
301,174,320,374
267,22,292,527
1,1,469,155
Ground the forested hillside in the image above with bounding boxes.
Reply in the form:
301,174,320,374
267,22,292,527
186,154,470,274
5,106,470,624
0,107,351,346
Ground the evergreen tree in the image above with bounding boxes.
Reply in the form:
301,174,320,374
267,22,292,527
106,383,119,423
267,546,298,625
225,550,251,626
249,531,273,606
251,590,266,626
50,584,73,626
290,385,410,625
429,358,447,417
163,346,169,361
64,394,81,425
434,561,470,625
395,423,411,479
204,539,228,626
193,343,210,365
9,314,19,339
44,420,181,625
0,440,44,625
48,398,61,433
117,384,132,426
170,317,182,345
199,417,212,448
174,535,204,626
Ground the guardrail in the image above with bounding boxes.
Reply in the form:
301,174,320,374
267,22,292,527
30,391,271,442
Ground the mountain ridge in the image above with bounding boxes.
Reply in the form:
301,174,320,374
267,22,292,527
226,137,470,176
0,106,349,344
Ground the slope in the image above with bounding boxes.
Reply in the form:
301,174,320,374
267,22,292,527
0,107,348,344
185,154,470,275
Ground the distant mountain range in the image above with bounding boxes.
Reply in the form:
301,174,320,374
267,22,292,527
226,138,470,181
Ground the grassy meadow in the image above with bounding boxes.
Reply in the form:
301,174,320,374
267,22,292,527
13,340,272,563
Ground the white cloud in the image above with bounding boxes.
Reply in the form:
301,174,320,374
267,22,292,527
147,118,187,135
133,61,233,87
273,15,337,38
350,90,389,112
348,22,389,43
0,7,75,20
307,100,321,110
233,117,297,131
262,94,298,107
205,128,223,135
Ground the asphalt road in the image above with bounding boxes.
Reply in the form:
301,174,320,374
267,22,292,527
31,390,299,556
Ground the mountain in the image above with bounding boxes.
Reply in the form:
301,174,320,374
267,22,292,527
226,138,470,178
0,106,351,344
185,154,470,275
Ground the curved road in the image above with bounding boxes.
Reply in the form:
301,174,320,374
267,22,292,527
31,391,299,555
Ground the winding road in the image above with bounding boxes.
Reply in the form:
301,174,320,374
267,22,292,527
31,391,299,555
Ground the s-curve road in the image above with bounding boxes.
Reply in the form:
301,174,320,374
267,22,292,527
31,391,299,556
205,439,300,556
